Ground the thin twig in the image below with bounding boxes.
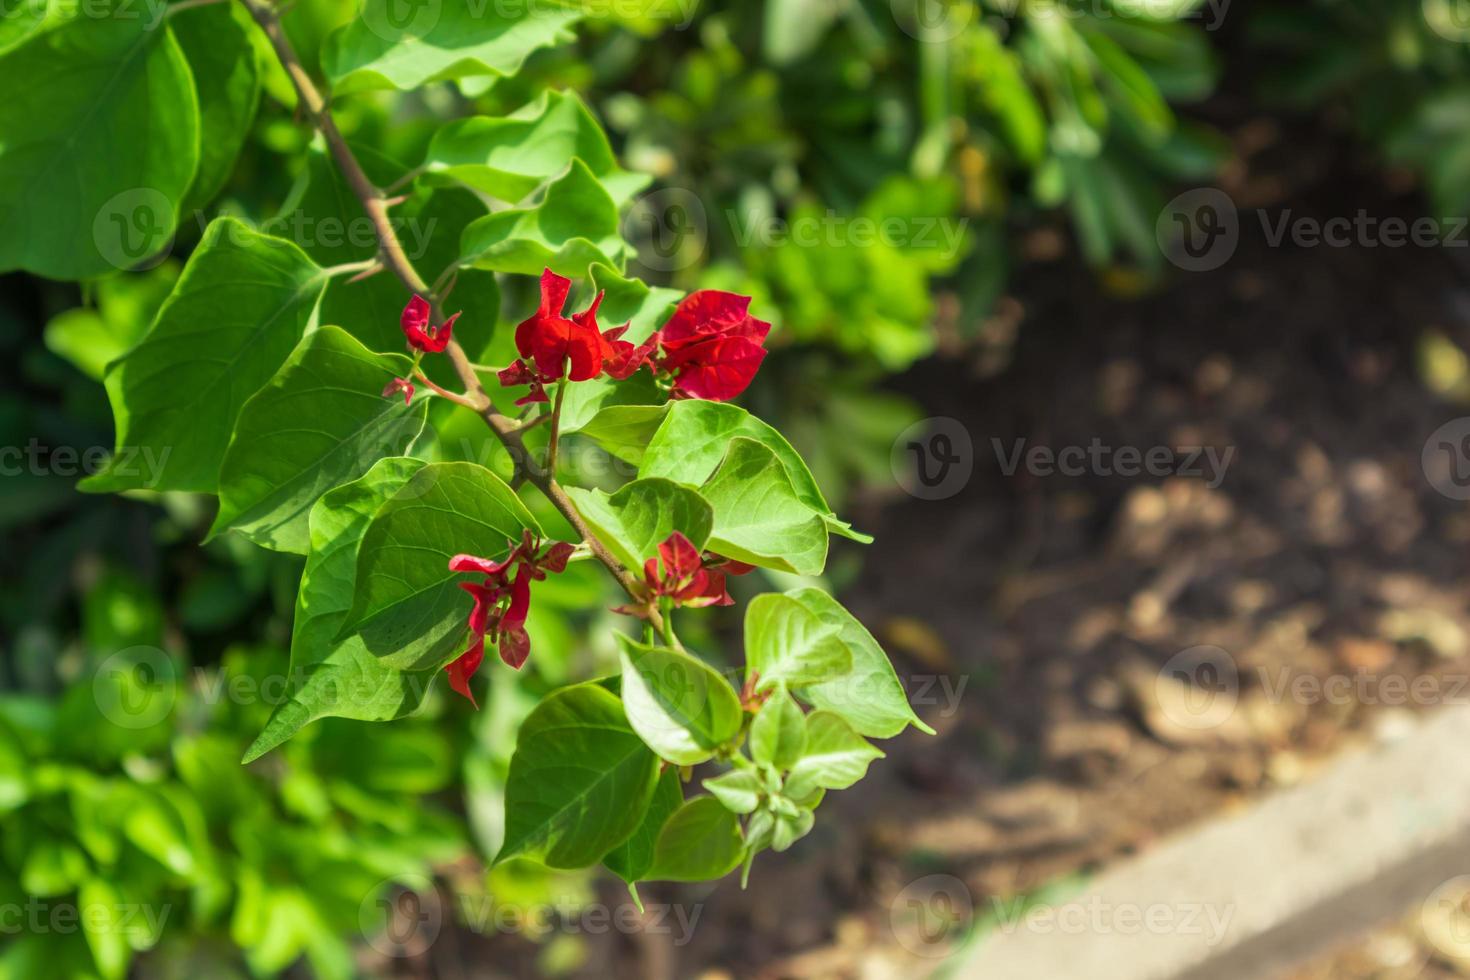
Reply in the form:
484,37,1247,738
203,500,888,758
166,0,230,15
239,0,658,615
412,369,481,410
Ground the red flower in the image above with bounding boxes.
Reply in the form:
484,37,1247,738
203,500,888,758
639,531,736,609
444,532,577,704
381,377,415,405
655,291,769,401
513,269,603,381
400,295,460,353
605,291,770,401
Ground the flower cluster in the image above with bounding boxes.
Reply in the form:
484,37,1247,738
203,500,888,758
383,296,463,405
445,531,575,704
497,269,770,403
615,532,754,617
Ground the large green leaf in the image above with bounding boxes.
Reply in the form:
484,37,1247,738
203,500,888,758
640,401,868,542
701,438,830,575
321,0,584,94
744,593,851,692
0,2,199,279
568,404,669,465
172,3,261,212
82,218,327,493
781,711,883,801
337,462,541,670
210,326,426,554
617,637,742,766
78,877,131,980
497,683,660,869
787,587,934,738
602,766,682,887
564,478,712,571
423,90,647,205
459,159,630,278
243,458,433,764
645,796,744,882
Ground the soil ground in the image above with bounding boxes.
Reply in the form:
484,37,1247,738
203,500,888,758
629,114,1470,979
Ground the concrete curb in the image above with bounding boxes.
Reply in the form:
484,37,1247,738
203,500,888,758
955,705,1470,980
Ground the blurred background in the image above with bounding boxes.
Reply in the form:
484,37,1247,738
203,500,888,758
11,0,1470,976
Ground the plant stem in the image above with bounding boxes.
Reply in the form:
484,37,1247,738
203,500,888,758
239,0,659,622
412,369,481,410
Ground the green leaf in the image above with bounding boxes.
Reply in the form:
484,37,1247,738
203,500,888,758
703,768,761,815
83,218,327,493
459,159,630,278
172,2,261,212
423,90,648,205
497,683,660,869
640,401,868,542
787,588,934,738
569,404,669,465
210,326,426,554
781,711,883,801
744,593,851,692
770,807,815,852
701,439,830,575
322,0,583,94
617,636,742,766
645,796,744,882
602,766,682,886
0,2,199,279
750,688,806,770
338,462,541,670
242,457,433,764
78,877,132,980
564,478,712,571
